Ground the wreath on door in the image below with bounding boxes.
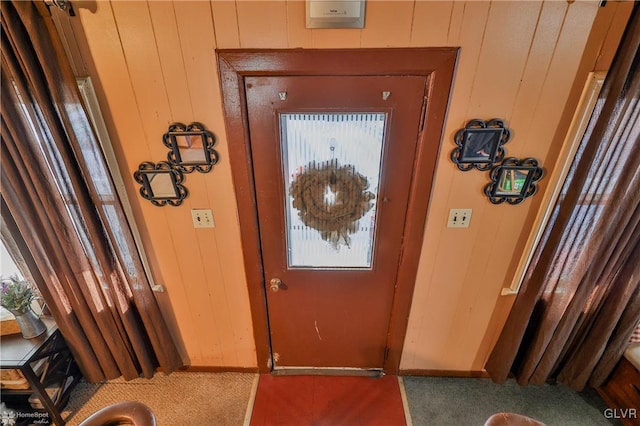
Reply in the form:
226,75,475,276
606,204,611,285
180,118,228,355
289,160,375,248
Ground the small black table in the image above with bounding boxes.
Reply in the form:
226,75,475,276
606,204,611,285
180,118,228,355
1,319,82,425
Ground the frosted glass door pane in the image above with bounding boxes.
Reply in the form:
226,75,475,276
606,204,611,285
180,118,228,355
281,113,386,269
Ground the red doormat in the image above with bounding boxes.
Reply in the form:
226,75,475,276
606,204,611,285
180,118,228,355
249,374,407,426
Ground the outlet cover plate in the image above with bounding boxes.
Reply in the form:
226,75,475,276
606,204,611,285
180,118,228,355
192,209,215,228
447,208,472,228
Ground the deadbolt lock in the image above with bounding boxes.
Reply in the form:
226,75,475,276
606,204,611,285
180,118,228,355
270,278,282,292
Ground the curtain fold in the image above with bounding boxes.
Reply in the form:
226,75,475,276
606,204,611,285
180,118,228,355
485,5,640,391
0,1,183,381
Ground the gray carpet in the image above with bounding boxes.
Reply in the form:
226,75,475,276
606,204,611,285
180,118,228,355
403,376,617,426
62,372,256,426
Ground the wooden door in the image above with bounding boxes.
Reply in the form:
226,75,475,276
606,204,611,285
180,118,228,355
217,48,458,373
247,75,427,370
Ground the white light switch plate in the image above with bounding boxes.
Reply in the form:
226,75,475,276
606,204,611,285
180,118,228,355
192,209,215,228
447,208,472,228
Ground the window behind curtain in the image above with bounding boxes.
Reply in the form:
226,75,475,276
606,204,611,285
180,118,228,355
76,77,158,291
1,239,23,279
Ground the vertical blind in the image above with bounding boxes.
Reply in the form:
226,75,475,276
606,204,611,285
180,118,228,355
281,113,386,268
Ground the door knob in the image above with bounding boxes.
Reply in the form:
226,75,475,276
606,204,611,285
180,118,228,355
270,278,282,292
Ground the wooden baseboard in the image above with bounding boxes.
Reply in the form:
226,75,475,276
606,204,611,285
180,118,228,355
180,366,259,374
180,366,488,377
399,369,490,378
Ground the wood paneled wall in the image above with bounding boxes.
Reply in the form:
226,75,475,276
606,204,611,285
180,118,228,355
63,1,632,370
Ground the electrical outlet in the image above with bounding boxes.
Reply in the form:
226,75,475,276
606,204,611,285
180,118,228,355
447,208,472,228
191,209,215,228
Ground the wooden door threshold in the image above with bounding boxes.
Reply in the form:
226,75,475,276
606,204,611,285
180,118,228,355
271,367,385,377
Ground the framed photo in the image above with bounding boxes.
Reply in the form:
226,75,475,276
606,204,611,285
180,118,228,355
163,122,219,173
451,119,511,171
484,158,544,205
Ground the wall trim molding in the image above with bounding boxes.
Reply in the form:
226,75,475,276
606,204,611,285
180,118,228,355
180,366,260,374
400,369,490,378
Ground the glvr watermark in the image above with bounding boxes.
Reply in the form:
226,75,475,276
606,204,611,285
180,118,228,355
604,408,637,419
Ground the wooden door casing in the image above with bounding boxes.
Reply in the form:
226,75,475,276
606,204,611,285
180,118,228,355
217,48,458,373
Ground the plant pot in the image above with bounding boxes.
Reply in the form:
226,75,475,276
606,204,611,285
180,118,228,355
8,307,46,339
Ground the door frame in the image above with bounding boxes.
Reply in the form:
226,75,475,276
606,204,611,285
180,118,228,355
217,48,458,374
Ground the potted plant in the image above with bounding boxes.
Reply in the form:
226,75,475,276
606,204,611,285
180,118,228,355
0,275,46,339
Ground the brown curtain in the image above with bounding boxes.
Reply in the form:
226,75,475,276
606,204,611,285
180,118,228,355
485,5,640,391
0,1,183,381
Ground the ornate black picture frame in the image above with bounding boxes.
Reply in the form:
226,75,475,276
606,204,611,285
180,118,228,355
484,158,543,205
451,119,511,171
163,122,219,173
133,161,188,207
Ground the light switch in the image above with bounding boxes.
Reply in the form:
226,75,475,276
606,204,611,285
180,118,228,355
447,208,472,228
192,209,215,228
